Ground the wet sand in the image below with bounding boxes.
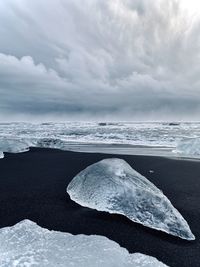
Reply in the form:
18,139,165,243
0,147,199,267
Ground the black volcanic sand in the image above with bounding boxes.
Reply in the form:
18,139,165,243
0,148,200,267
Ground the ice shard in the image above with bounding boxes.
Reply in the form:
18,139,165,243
0,138,30,154
67,158,195,240
0,151,4,159
175,137,200,157
0,220,168,267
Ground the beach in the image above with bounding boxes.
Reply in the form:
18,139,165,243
0,147,199,267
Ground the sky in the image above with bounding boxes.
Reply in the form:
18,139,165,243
0,0,200,121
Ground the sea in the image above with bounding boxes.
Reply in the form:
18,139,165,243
0,121,200,158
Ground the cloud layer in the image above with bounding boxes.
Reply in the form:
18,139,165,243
0,0,200,121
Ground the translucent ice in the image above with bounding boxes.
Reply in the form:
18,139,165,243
0,138,30,154
0,151,4,159
175,137,200,157
67,158,195,240
0,220,168,267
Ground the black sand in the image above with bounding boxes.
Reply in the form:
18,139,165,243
0,147,200,267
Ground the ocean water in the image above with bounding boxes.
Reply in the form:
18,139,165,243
0,122,200,158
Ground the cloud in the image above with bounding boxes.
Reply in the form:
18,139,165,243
0,0,200,121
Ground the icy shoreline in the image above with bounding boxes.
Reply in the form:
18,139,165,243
1,140,200,161
0,122,200,160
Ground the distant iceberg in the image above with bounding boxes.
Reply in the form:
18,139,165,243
175,137,200,157
0,219,168,267
67,158,194,240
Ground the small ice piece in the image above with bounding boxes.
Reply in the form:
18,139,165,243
149,170,154,173
175,137,200,157
0,219,168,267
36,138,66,150
67,158,195,240
0,151,4,159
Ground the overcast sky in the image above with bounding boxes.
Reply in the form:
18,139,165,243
0,0,200,121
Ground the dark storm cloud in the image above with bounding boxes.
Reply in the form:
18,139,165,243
0,0,200,121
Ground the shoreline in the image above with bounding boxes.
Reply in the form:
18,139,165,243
0,147,200,266
1,143,200,162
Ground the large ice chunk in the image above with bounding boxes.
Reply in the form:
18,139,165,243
67,158,194,240
0,219,168,267
175,137,200,157
0,138,30,154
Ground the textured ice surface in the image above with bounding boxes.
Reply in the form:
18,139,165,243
0,220,168,267
175,137,200,157
0,138,30,154
67,158,195,240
